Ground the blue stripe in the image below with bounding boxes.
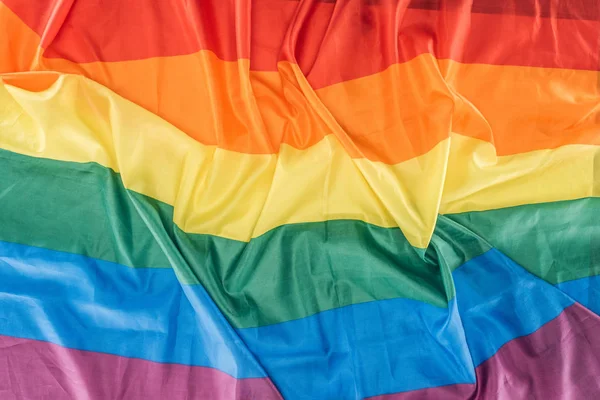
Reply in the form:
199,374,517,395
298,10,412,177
557,275,600,316
238,298,475,399
238,249,576,399
453,248,574,367
0,240,579,399
0,240,266,379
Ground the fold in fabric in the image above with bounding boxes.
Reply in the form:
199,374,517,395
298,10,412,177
368,303,600,399
1,0,599,399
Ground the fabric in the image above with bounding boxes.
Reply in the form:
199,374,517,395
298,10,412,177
1,0,599,398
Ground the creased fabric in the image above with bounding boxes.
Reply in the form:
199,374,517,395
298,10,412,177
1,0,599,399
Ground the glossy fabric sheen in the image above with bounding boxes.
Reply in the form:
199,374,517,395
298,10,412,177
1,3,600,160
452,249,574,366
239,249,579,398
1,76,599,250
3,147,600,329
369,303,600,399
2,0,599,159
3,0,599,79
240,299,475,399
0,148,449,328
2,0,600,398
447,198,600,284
557,275,600,315
5,55,598,160
1,238,589,399
0,240,267,379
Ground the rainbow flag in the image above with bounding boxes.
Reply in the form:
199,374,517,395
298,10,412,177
1,0,599,398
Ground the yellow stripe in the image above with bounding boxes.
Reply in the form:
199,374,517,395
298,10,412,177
0,74,442,247
440,136,599,214
0,74,597,249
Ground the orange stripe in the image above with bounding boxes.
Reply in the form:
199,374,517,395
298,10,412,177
34,54,600,163
38,54,456,163
0,3,40,73
441,61,600,155
40,54,330,155
2,3,599,163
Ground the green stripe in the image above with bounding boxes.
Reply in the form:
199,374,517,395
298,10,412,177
0,149,447,327
427,215,492,298
178,221,446,327
2,148,599,328
0,150,175,271
446,199,600,284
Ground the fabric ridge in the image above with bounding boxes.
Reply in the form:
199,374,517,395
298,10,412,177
1,0,599,399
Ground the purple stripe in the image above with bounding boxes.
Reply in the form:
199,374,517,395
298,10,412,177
368,302,600,399
0,336,282,400
367,384,474,399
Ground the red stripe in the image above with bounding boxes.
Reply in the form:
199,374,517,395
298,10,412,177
0,336,282,400
278,2,600,88
5,0,250,62
368,302,600,399
410,0,600,20
3,0,599,88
